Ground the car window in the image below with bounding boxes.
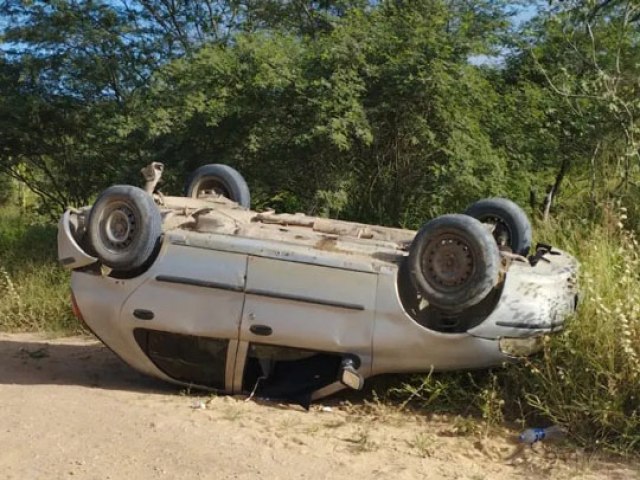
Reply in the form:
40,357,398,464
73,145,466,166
134,329,228,389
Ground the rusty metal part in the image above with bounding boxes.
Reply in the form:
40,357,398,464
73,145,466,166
480,214,511,247
423,234,475,289
253,212,315,227
141,162,165,194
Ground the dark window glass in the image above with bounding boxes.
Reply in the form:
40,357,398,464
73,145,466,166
134,329,227,389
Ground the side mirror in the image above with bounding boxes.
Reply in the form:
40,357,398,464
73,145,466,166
339,358,364,391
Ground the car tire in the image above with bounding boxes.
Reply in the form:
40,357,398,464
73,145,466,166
408,214,501,311
185,164,251,208
464,198,532,256
87,185,162,272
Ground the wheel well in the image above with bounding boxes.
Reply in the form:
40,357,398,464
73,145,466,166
107,234,164,279
396,257,504,333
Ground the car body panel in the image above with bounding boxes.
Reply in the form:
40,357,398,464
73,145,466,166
166,230,391,274
468,252,577,339
372,267,506,376
71,271,173,383
120,245,248,391
240,256,377,376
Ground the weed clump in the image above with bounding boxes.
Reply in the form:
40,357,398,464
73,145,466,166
0,207,78,333
509,209,640,452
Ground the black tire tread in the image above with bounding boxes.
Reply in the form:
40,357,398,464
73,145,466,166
464,197,532,256
87,185,162,272
185,164,251,208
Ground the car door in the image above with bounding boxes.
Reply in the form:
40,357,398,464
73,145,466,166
121,243,248,392
233,255,377,395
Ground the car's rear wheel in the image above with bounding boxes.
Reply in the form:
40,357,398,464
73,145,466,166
464,198,532,256
87,185,162,273
185,164,251,208
408,214,501,311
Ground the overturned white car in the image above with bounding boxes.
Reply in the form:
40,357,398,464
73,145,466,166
58,163,579,406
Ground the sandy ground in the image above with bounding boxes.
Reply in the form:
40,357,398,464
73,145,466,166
0,333,637,480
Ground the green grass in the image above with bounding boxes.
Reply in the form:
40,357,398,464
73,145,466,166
0,206,80,333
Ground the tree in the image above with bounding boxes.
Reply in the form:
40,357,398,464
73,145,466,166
145,1,517,226
0,0,371,214
501,0,640,222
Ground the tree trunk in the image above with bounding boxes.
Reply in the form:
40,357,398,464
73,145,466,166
542,158,570,222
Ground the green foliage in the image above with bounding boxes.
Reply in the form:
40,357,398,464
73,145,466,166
502,0,640,223
1,0,639,223
145,1,517,226
0,174,12,205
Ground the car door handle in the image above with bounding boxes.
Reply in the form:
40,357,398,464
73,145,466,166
249,324,273,336
133,309,154,320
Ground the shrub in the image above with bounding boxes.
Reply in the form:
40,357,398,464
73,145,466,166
0,175,13,206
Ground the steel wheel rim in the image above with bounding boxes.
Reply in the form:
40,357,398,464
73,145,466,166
421,233,476,291
100,201,138,252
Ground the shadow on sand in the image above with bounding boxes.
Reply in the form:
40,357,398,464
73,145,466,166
0,334,392,407
0,336,172,394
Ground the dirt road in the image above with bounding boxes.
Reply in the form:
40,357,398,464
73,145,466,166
0,333,636,480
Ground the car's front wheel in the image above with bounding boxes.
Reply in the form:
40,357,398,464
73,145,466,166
408,214,501,311
87,185,162,273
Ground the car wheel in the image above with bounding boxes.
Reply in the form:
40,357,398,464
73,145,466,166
464,198,532,256
408,214,501,311
185,164,251,208
87,185,162,272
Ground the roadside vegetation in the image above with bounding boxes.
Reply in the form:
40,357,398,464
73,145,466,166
389,209,640,454
0,202,77,333
1,0,640,454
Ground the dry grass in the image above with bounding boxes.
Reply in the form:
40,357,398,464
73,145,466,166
344,426,377,453
0,207,79,333
508,208,640,452
407,432,438,457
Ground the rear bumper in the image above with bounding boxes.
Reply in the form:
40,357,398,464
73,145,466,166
57,210,97,270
